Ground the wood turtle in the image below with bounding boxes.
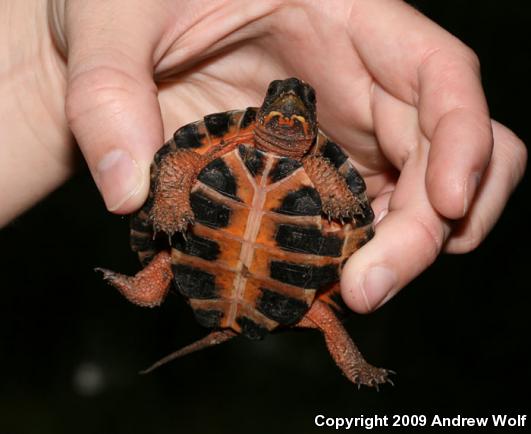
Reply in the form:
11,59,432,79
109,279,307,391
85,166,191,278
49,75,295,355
98,77,392,388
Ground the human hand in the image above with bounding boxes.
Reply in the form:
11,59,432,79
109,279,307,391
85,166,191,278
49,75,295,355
47,0,526,312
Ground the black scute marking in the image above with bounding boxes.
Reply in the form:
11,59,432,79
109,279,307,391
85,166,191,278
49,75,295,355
173,264,218,299
197,159,238,200
355,225,375,249
322,140,348,169
130,211,152,232
353,200,374,227
172,232,220,261
236,316,268,340
173,123,204,149
190,192,231,228
130,203,169,260
204,112,231,137
275,187,322,216
344,166,367,195
269,158,302,183
139,253,156,267
143,191,155,212
153,142,175,165
275,224,343,257
130,234,153,251
257,288,308,324
238,145,265,177
194,309,223,328
133,235,168,264
326,291,349,319
240,107,257,129
133,189,156,224
270,261,339,289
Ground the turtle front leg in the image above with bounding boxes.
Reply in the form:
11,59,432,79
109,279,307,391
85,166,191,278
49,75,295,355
96,251,173,307
296,299,392,388
302,155,362,221
150,148,205,236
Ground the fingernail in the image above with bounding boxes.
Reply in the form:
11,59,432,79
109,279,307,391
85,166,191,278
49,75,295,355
361,266,397,312
95,149,143,211
463,171,480,215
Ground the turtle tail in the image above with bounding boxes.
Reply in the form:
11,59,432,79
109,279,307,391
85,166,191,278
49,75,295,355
139,329,237,374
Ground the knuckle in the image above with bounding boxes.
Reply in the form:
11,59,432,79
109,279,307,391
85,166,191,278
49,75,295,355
459,44,481,72
493,122,528,189
412,213,445,264
65,66,149,128
421,43,480,78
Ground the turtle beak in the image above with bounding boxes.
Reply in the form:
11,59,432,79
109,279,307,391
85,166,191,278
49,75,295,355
263,110,310,135
262,92,313,135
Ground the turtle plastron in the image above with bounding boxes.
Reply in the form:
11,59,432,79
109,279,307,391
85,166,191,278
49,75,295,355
98,78,393,388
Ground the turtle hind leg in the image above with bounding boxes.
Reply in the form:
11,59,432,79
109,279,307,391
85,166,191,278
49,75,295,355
140,329,237,374
296,299,393,388
96,250,173,308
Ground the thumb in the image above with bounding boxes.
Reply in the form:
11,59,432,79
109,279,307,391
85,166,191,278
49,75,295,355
64,1,165,213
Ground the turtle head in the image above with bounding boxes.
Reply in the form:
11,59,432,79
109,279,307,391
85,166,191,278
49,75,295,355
255,77,317,159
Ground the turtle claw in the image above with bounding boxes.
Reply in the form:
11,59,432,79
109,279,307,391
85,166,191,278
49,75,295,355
348,366,393,389
95,267,117,282
175,211,195,233
322,206,354,225
151,209,194,238
385,369,396,387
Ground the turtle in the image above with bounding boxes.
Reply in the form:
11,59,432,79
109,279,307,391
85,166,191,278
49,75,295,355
97,77,392,388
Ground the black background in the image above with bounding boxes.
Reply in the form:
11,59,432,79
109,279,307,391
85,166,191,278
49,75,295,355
1,1,529,433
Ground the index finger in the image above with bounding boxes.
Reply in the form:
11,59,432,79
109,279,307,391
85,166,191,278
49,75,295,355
348,0,493,219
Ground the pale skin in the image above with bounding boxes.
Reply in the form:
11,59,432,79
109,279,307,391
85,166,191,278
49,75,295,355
0,0,526,313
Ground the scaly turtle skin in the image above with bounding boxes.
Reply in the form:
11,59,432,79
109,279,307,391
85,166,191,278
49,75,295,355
98,78,392,388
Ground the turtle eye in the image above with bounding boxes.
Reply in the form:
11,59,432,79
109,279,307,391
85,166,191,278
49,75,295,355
266,80,281,98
